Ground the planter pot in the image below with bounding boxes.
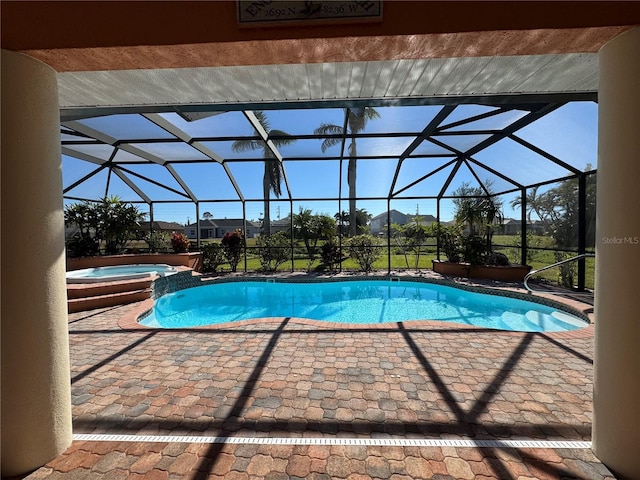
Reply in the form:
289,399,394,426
67,252,204,272
469,264,532,282
432,260,531,282
431,260,471,277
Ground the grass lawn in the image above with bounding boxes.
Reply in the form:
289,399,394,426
492,235,594,289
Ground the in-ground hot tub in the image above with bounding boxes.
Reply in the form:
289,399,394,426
66,264,178,283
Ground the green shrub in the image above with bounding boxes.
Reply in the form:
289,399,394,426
346,234,382,272
320,238,343,271
256,232,291,272
433,223,463,263
555,251,576,288
64,195,146,256
461,234,487,265
144,231,170,253
202,243,226,272
485,252,510,266
67,234,99,258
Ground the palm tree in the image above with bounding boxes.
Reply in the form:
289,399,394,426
510,186,543,223
315,107,380,236
232,111,296,235
453,183,503,252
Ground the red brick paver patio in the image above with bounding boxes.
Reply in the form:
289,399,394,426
14,288,618,479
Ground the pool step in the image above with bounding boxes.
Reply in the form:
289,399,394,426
67,277,154,313
67,277,154,299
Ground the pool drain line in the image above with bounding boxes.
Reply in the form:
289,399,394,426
73,434,591,449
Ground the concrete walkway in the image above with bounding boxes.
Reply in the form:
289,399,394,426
15,292,617,479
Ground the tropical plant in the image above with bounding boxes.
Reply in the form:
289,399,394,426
202,243,227,273
232,111,296,235
555,251,577,288
255,231,291,272
346,234,382,272
354,208,372,234
506,232,540,264
95,196,147,255
432,223,463,263
170,232,190,253
64,195,146,256
509,186,543,223
221,229,245,272
144,231,170,253
64,202,100,257
391,216,432,270
320,238,343,271
460,234,487,266
293,208,337,269
509,167,596,250
315,107,380,236
452,182,503,253
485,251,510,266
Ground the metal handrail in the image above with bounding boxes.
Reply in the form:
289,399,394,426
524,253,595,295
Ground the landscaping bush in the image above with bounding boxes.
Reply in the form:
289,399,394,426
320,238,343,271
391,217,433,270
144,231,170,253
485,251,510,266
256,231,290,272
170,232,190,253
202,243,226,272
67,233,99,258
461,234,487,266
346,234,382,272
433,223,463,263
64,195,146,257
222,229,245,272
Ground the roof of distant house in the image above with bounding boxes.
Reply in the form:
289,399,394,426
408,214,437,223
371,210,437,223
185,218,260,228
138,221,184,231
370,209,405,222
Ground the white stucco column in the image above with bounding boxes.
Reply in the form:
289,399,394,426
593,27,640,479
1,50,72,475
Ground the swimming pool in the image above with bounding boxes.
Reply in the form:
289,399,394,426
66,264,178,283
140,280,588,332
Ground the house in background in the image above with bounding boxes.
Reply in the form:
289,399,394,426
501,218,521,235
270,215,292,234
500,218,546,235
370,210,437,235
184,218,261,240
138,221,184,234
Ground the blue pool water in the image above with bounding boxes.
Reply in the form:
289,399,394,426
141,280,588,332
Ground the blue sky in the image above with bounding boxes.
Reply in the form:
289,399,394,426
62,101,597,225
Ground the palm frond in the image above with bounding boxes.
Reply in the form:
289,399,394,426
314,123,344,152
364,107,381,120
231,138,264,153
253,110,271,132
266,158,283,197
269,129,297,147
347,107,380,134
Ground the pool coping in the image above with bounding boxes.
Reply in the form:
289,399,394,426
118,273,595,338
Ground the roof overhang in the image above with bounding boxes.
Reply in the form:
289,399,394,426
58,53,599,114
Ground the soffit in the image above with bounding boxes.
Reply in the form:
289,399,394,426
58,53,598,111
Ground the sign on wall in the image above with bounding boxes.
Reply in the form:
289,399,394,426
238,1,382,26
